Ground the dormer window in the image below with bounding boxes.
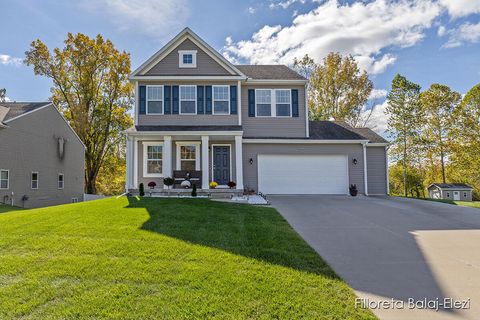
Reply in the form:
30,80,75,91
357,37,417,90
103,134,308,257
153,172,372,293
179,50,197,68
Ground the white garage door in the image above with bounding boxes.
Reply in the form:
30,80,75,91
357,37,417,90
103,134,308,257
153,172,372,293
258,154,349,194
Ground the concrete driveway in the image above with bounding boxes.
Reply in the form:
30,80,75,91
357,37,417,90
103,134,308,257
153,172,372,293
269,195,480,320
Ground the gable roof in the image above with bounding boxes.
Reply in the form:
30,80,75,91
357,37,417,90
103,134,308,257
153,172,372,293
332,121,389,143
308,121,367,140
236,65,306,80
131,28,245,78
0,102,51,123
428,183,473,190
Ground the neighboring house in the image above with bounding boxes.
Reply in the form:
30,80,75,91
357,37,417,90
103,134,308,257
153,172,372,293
125,28,389,195
0,102,85,208
428,183,473,202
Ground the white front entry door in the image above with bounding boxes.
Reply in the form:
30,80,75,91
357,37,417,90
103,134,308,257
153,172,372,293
453,191,461,201
257,154,349,194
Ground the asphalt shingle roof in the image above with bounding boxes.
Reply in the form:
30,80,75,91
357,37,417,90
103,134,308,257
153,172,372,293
308,121,366,140
0,102,51,122
235,65,306,80
429,183,473,190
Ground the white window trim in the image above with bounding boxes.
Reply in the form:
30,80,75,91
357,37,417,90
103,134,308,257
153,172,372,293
176,142,201,171
254,89,293,118
146,85,164,115
58,173,64,190
143,141,164,178
31,171,39,190
275,88,292,118
212,85,230,115
179,85,197,115
0,169,9,190
178,50,197,68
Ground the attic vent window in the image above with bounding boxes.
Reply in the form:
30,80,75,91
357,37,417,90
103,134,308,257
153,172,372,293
179,50,197,68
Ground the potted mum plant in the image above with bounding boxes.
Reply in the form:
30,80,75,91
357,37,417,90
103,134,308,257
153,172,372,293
209,181,218,189
227,181,236,189
148,181,156,189
349,184,358,197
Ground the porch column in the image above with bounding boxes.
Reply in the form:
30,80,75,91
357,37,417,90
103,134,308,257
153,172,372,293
201,135,209,189
363,142,368,196
235,135,244,190
133,137,138,189
163,136,172,189
125,136,133,190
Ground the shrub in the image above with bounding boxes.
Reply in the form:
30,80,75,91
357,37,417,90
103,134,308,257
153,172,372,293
148,181,156,189
163,177,174,187
191,184,197,197
139,183,145,196
227,181,236,189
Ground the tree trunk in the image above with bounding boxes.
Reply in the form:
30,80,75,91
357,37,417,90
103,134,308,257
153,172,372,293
403,136,408,197
85,173,97,194
440,148,446,184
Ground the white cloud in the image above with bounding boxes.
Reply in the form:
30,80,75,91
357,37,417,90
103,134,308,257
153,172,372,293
437,25,446,36
362,100,389,134
223,0,442,74
85,0,189,36
0,54,22,67
248,6,256,14
369,89,388,100
270,0,306,9
439,0,480,18
443,22,480,48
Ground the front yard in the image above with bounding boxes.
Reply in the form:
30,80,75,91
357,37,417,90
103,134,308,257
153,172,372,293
0,197,373,319
421,198,480,209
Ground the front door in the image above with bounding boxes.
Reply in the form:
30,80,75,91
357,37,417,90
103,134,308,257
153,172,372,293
213,146,230,185
453,191,460,201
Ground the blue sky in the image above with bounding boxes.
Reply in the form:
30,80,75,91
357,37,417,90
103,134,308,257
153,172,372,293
1,0,480,126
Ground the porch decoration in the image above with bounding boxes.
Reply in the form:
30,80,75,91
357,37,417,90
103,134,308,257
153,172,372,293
181,180,191,188
227,181,236,189
163,177,174,189
209,181,218,189
349,184,358,197
147,181,156,189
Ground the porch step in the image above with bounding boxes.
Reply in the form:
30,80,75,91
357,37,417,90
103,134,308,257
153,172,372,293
129,188,243,199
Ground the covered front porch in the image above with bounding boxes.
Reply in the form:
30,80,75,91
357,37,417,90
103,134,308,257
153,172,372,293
125,129,244,193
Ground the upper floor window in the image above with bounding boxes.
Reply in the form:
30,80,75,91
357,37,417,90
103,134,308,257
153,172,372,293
179,50,197,68
143,142,163,177
147,86,163,114
213,85,230,115
58,173,64,189
180,85,197,114
0,169,9,189
31,172,39,189
255,89,292,117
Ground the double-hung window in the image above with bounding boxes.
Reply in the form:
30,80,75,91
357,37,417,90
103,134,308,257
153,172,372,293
275,89,291,117
0,170,8,189
58,173,64,189
31,172,39,189
213,85,230,114
180,85,196,114
256,89,272,117
177,143,200,171
143,142,163,177
147,85,163,114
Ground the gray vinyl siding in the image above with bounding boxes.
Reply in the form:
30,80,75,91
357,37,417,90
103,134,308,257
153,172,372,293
137,81,239,126
0,105,84,208
366,146,387,194
136,139,236,188
145,39,233,76
242,143,365,194
241,84,307,138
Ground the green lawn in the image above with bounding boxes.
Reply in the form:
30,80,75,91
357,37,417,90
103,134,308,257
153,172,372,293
0,204,23,213
0,197,374,319
422,198,480,209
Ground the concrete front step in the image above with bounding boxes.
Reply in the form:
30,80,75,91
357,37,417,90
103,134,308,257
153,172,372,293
129,188,243,199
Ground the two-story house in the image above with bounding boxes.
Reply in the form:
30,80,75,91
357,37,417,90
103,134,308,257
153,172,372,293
0,102,85,208
125,28,388,196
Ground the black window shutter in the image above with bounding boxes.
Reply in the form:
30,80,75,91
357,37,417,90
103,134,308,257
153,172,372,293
197,86,204,114
172,86,179,114
164,86,171,114
230,85,237,114
292,89,299,117
139,85,146,114
248,89,255,117
205,86,212,114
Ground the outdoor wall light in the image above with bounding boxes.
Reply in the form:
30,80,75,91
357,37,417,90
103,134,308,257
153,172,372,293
249,158,254,165
353,158,358,165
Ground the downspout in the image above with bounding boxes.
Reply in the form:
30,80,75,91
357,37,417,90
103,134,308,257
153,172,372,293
385,145,390,195
304,82,309,138
363,142,368,196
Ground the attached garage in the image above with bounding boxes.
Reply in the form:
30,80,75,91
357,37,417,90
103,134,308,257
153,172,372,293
257,154,349,194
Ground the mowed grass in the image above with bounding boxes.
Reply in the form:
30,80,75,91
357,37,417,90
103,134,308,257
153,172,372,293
0,204,23,213
0,197,374,319
420,198,480,209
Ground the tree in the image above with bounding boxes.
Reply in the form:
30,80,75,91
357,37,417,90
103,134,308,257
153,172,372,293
0,88,6,102
25,33,133,194
386,74,422,197
389,162,425,198
419,84,461,184
299,52,373,125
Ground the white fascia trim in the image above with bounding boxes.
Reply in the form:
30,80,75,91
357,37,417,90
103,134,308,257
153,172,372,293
4,103,52,123
367,142,390,147
245,79,308,85
243,139,369,144
127,131,244,137
130,75,245,81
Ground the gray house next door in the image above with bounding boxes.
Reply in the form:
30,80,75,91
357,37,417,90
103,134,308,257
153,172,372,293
213,146,230,185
